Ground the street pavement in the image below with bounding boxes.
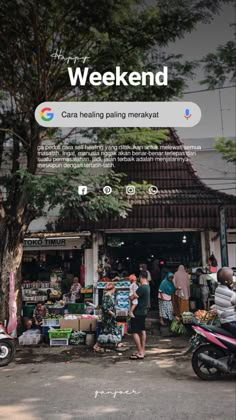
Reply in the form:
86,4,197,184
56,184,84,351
0,337,235,420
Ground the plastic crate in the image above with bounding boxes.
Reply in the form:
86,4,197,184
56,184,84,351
50,338,69,346
84,293,93,298
68,303,85,314
42,318,61,327
42,326,59,337
19,334,42,345
47,307,65,315
48,328,72,339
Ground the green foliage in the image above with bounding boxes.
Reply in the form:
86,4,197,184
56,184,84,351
170,319,187,335
215,137,236,163
201,39,236,88
79,127,169,146
16,169,131,223
0,0,233,227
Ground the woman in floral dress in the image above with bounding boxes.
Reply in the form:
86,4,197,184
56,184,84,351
93,283,125,352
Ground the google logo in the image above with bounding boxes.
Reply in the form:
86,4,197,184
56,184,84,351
40,107,54,121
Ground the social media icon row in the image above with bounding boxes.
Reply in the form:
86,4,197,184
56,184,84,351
78,185,159,196
125,185,159,195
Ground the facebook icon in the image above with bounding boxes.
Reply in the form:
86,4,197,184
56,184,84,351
78,186,88,195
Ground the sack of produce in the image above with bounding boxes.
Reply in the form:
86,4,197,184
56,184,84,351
170,319,187,335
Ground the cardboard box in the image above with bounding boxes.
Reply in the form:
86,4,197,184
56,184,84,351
60,318,80,331
80,318,97,332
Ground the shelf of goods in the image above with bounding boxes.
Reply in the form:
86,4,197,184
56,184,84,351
22,296,47,303
22,282,62,303
42,317,61,327
97,280,130,317
23,281,51,289
80,286,93,303
97,280,130,289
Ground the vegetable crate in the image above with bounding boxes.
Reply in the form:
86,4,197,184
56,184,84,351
80,288,93,294
68,303,85,314
42,326,59,337
47,307,65,315
42,318,61,327
48,328,72,340
50,338,70,346
181,316,193,324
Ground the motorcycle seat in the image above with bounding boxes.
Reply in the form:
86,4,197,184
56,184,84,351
201,324,235,338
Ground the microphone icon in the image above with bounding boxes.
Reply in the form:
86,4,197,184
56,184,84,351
184,108,192,119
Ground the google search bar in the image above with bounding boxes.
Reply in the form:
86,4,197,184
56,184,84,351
35,102,201,128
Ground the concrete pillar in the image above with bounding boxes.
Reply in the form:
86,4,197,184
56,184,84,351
92,233,99,284
200,231,206,266
84,248,93,286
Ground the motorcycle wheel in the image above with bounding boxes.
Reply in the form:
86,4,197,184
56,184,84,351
0,340,15,367
192,344,226,381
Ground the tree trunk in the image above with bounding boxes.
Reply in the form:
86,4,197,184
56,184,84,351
0,224,24,324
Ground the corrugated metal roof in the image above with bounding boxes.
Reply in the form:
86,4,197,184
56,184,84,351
64,129,236,231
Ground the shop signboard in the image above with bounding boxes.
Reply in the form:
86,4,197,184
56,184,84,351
23,237,84,250
219,207,228,267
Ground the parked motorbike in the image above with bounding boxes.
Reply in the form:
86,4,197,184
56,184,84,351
0,324,16,367
190,323,236,380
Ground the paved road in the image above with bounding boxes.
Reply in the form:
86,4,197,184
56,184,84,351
0,344,235,420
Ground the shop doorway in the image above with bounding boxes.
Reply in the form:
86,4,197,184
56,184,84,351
105,232,202,305
22,249,83,293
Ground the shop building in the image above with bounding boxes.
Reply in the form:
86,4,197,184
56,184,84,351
24,130,236,293
60,130,236,290
22,232,92,302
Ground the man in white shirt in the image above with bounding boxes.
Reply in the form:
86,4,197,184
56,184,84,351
215,268,236,335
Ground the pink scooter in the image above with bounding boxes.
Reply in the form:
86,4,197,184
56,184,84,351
0,324,16,367
190,323,236,380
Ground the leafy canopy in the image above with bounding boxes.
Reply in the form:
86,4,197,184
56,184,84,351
0,0,233,227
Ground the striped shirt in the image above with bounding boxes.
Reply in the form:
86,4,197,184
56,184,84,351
215,285,236,324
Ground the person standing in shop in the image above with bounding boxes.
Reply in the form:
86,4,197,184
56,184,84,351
172,265,190,316
139,263,152,282
151,259,161,307
196,269,211,310
158,272,177,326
129,271,150,360
69,276,81,303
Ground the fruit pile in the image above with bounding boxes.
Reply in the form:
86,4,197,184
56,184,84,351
49,289,61,299
43,314,62,319
194,310,217,322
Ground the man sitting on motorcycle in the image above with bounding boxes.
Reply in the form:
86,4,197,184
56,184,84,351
215,267,236,335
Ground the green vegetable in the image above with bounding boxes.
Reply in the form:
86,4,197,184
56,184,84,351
170,320,187,335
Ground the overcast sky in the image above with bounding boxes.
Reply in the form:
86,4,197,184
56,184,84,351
168,4,235,139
